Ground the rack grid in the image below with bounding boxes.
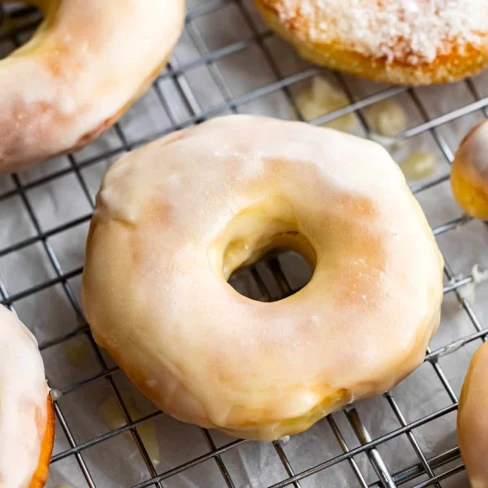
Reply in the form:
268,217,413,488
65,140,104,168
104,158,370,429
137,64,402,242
1,1,487,487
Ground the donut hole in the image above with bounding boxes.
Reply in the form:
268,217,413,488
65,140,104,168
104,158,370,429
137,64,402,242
209,197,316,301
0,2,43,59
229,248,314,301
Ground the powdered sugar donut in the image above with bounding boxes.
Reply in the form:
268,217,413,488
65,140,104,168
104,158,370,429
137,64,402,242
254,0,488,85
0,0,184,173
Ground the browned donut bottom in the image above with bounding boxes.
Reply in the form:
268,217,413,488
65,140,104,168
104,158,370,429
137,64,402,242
29,396,55,488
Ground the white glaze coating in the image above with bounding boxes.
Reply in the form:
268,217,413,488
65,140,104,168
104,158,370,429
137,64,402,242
0,0,185,173
458,342,488,488
0,305,50,488
82,115,444,440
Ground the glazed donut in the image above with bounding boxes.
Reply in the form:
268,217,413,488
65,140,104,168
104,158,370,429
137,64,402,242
0,305,54,488
0,0,184,174
253,0,488,86
82,115,444,441
458,342,488,488
451,120,488,220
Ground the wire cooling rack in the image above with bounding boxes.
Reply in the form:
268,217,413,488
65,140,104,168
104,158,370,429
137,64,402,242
1,1,488,487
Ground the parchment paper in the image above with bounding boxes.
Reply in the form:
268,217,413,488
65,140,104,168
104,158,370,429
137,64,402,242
1,1,487,487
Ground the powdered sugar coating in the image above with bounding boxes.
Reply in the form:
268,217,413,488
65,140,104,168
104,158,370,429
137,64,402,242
274,0,488,64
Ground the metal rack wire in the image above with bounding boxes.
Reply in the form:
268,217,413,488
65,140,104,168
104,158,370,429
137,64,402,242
1,1,487,487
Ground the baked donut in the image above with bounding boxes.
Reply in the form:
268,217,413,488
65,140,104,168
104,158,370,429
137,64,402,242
82,115,444,441
254,0,488,86
0,305,54,487
458,342,488,488
0,0,184,174
451,120,488,220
